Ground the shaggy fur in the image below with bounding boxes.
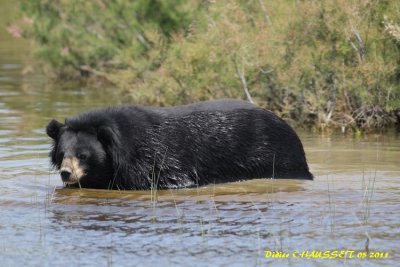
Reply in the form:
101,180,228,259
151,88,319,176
46,99,313,190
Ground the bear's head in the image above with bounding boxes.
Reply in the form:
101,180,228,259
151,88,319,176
46,119,116,189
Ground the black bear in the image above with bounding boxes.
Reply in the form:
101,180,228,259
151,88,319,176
46,99,313,190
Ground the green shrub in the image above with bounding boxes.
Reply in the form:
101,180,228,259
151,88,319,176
16,0,400,130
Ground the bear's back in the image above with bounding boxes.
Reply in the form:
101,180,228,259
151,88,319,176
150,99,257,118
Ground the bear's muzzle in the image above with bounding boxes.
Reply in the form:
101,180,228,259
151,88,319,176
60,157,85,184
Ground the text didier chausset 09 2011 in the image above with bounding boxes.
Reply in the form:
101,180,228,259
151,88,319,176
265,250,389,260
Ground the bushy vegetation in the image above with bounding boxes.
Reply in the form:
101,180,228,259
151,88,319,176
14,0,400,130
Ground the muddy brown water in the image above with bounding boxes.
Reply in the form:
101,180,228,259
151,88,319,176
1,5,399,267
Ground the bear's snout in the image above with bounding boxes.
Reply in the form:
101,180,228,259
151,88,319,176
60,170,71,181
60,156,86,184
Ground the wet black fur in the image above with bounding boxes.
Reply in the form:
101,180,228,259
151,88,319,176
47,99,313,190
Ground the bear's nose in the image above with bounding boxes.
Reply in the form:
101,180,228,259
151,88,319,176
60,170,71,181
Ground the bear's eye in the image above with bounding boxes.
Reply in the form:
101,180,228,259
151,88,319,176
77,153,88,160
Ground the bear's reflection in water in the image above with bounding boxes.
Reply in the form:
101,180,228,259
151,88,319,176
49,179,309,239
52,178,308,204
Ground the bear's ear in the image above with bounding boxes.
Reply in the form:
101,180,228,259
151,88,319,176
46,119,64,140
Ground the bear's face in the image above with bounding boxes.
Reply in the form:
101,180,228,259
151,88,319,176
46,119,113,189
